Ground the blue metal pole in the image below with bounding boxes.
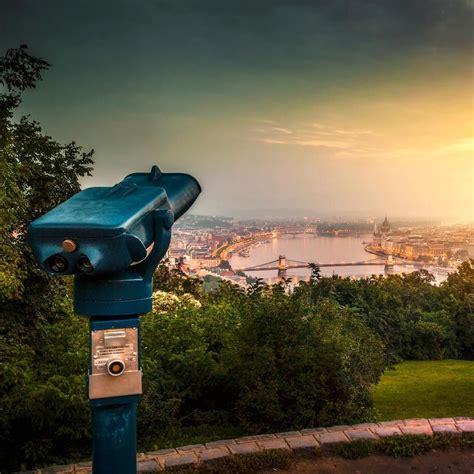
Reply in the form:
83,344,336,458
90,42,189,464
89,316,142,474
91,396,139,474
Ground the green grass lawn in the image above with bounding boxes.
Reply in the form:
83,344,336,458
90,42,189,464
373,360,474,421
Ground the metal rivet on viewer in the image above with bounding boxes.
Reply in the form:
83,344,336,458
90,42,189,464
62,239,78,252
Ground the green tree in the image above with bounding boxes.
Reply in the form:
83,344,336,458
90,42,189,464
0,45,93,471
439,260,474,358
0,44,93,318
153,261,204,299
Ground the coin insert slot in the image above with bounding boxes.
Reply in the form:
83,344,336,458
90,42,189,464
104,330,127,347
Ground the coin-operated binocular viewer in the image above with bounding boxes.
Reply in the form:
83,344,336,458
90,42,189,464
28,166,201,474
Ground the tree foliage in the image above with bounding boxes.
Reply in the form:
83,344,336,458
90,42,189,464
295,262,473,362
439,261,474,358
0,46,93,471
139,284,385,439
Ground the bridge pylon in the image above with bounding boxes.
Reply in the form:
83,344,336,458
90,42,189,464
277,254,288,279
384,254,394,273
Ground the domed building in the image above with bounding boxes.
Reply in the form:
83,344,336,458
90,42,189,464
372,222,382,246
372,216,391,249
380,216,391,234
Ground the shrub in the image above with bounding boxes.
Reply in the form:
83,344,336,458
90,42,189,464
139,288,386,438
231,296,385,431
403,312,457,360
0,315,90,471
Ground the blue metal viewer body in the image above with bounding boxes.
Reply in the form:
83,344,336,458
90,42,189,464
28,165,201,316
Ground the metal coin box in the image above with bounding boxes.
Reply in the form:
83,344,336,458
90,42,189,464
90,327,141,399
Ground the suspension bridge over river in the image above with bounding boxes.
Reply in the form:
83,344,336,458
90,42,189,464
237,254,404,278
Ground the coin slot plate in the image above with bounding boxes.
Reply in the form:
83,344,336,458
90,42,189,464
89,327,141,399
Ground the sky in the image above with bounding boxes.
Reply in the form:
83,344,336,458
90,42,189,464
2,0,473,220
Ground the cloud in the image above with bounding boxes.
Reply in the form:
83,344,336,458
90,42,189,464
334,137,474,160
255,120,473,162
270,127,293,135
255,121,376,150
311,122,374,134
261,137,351,149
437,137,474,154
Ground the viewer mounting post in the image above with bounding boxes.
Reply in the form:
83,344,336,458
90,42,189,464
28,166,201,474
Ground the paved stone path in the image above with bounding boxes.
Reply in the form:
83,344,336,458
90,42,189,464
24,417,474,473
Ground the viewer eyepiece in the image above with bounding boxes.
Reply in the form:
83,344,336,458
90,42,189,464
78,256,94,273
48,254,68,273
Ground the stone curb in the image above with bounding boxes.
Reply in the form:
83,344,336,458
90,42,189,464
24,417,474,473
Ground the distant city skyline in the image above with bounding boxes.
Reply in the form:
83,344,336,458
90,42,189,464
170,214,472,286
186,210,460,224
2,0,473,220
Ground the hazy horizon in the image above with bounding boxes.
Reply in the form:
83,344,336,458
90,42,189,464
2,0,473,220
183,212,468,227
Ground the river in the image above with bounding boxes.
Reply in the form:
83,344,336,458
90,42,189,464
229,233,450,285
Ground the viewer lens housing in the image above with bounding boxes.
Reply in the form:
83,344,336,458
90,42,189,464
78,256,94,273
48,254,68,273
